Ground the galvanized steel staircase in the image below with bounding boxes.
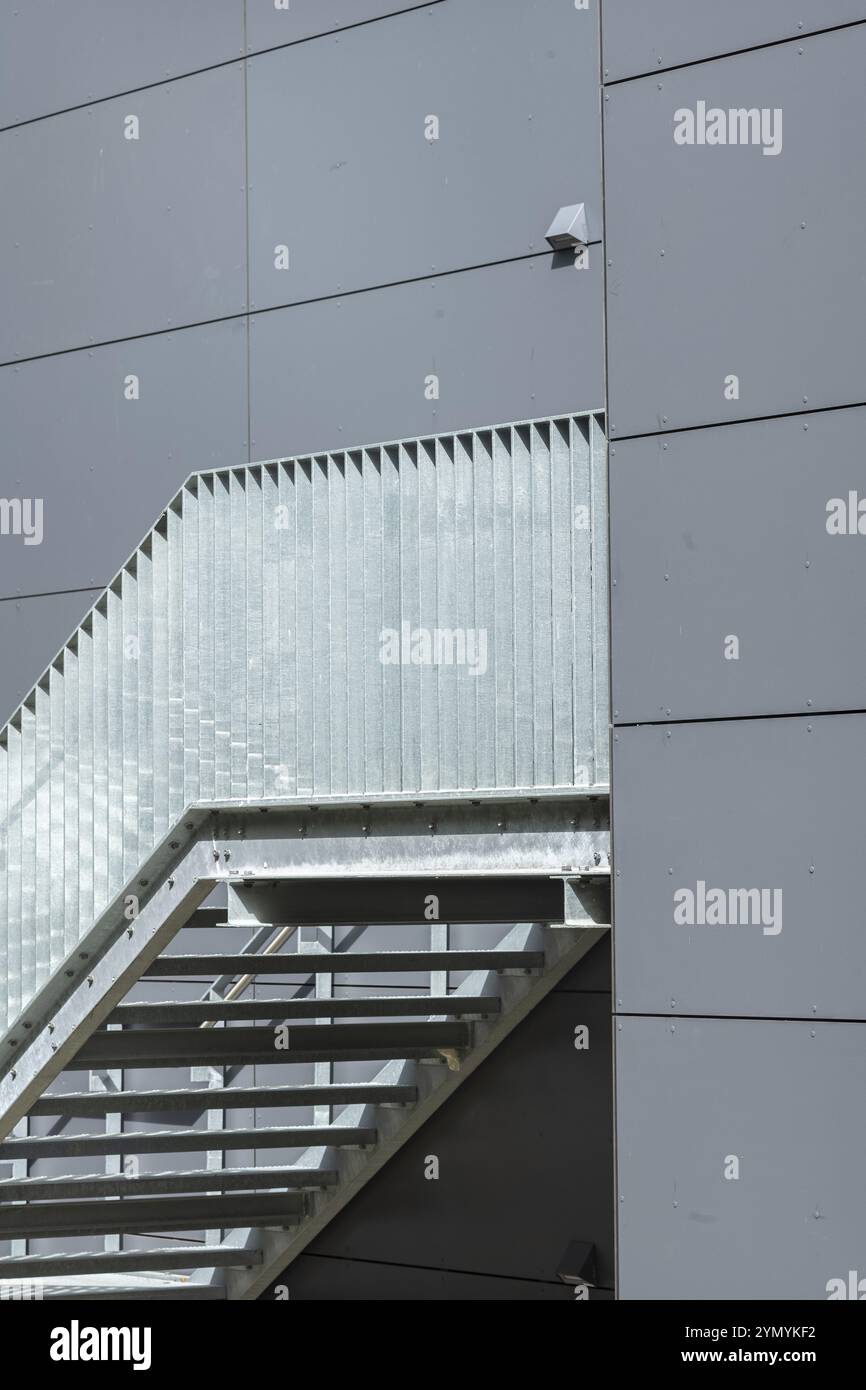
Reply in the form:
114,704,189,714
0,412,610,1300
0,815,609,1299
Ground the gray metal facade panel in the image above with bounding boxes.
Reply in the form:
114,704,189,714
247,0,601,309
0,593,100,726
613,716,866,1020
309,990,614,1283
610,409,866,723
616,1016,866,1300
0,65,246,362
249,256,604,459
604,26,866,438
602,1,866,82
0,320,248,600
0,2,245,128
245,0,439,51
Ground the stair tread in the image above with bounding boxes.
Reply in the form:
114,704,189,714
31,1081,417,1116
0,1247,261,1276
0,1192,307,1240
0,1123,378,1160
143,949,545,976
0,1164,339,1201
38,1282,227,1301
110,994,501,1022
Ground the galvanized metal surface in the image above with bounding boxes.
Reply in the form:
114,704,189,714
0,413,608,1039
0,796,609,1128
0,829,608,1294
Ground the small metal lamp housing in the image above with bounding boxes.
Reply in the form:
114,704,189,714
545,203,589,251
556,1240,597,1288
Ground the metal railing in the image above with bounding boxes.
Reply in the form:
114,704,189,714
0,412,608,1033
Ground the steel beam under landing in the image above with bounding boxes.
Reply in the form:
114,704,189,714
222,876,571,925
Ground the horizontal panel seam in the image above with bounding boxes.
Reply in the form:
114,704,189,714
603,17,866,86
0,245,603,372
609,398,866,444
0,2,447,135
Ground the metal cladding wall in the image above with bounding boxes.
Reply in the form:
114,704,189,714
603,3,866,1299
0,3,607,1298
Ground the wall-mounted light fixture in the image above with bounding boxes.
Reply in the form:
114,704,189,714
545,203,589,251
557,1239,598,1289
